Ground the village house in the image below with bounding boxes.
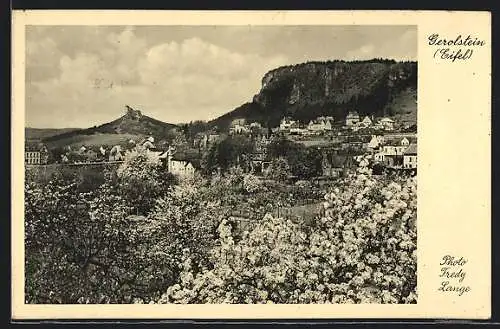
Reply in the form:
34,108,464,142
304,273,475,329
109,145,124,161
289,122,309,135
403,143,417,169
345,111,360,127
168,157,196,177
380,137,411,168
380,137,409,156
367,135,384,151
249,122,262,129
374,151,385,163
279,117,296,131
358,116,373,128
194,132,220,149
229,118,250,134
141,136,157,151
321,151,354,177
160,146,198,178
308,117,332,132
25,141,49,165
379,117,395,131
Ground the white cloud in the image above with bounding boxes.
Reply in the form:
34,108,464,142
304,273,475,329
27,33,288,127
25,26,416,128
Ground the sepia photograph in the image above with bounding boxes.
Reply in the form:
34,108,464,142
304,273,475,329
23,24,419,305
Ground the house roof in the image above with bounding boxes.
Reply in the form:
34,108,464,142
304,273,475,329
171,150,202,169
403,144,417,155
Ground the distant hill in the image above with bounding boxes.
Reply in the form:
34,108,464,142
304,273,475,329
210,59,417,130
43,105,178,148
25,128,82,140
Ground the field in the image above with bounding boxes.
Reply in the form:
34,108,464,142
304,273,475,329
25,128,81,140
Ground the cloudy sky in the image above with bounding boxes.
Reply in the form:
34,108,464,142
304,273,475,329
26,25,416,128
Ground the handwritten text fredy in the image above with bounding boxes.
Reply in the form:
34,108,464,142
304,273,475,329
438,255,471,296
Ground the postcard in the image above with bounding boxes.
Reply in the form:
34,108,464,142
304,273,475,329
11,10,491,319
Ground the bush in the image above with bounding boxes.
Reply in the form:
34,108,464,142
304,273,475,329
159,157,417,304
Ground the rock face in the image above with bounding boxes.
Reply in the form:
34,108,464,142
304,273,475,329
125,105,143,120
211,59,417,130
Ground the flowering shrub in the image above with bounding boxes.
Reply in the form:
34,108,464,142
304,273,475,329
116,149,176,215
264,157,290,183
242,174,262,194
160,157,417,304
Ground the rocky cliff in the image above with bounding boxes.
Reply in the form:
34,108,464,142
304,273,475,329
211,59,417,130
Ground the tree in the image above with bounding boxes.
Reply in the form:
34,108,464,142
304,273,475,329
243,174,262,194
202,135,254,174
267,137,322,179
116,149,176,215
265,157,290,182
25,176,136,303
160,157,417,304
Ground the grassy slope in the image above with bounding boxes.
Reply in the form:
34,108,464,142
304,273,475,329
25,128,82,140
45,133,144,149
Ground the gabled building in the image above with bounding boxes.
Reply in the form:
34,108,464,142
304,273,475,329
140,136,157,151
403,144,417,169
359,116,373,128
25,141,49,165
279,117,296,131
321,151,354,177
308,118,332,132
289,122,308,135
367,135,383,150
109,145,124,161
229,124,250,134
379,117,395,131
161,146,199,178
345,111,360,127
380,137,410,156
168,157,196,178
379,137,412,168
229,118,250,134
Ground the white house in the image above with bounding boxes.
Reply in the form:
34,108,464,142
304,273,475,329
142,136,156,150
249,122,262,129
345,111,360,127
290,123,308,135
403,144,417,169
359,116,373,128
25,141,49,165
109,145,124,161
279,117,296,131
380,137,410,157
168,158,196,177
308,118,332,132
229,124,250,134
374,152,385,162
367,135,382,150
379,117,395,131
163,146,197,178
